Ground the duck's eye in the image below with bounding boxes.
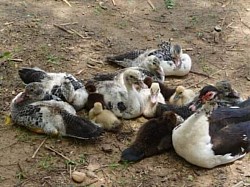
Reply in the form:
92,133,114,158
129,75,134,79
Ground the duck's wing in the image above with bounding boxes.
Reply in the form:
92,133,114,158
60,110,103,139
106,49,146,68
211,121,250,155
19,67,47,84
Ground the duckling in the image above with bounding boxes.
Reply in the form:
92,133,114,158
172,85,250,168
169,86,196,106
18,67,88,111
91,69,145,119
140,83,166,118
10,83,103,139
120,111,178,162
143,76,176,101
89,102,122,131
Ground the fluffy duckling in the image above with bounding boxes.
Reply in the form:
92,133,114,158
169,86,196,106
120,111,178,162
18,67,88,111
89,102,122,131
143,76,176,101
173,85,250,168
140,83,166,118
10,83,102,139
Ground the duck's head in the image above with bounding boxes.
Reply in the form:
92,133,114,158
150,83,161,104
14,83,46,104
215,80,240,99
145,56,165,77
173,86,185,101
189,85,219,111
123,69,147,89
93,102,103,114
170,44,182,67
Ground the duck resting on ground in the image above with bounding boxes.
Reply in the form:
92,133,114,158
140,82,166,118
18,67,88,111
169,86,196,106
88,69,146,119
172,85,250,168
120,111,178,163
89,102,122,132
10,83,103,139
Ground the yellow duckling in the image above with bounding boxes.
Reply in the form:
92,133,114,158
169,86,196,106
89,102,122,131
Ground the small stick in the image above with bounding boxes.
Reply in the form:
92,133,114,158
8,59,23,62
189,70,210,78
111,0,116,6
59,22,78,26
187,70,222,88
62,0,72,7
183,48,193,51
70,29,89,39
45,145,72,162
226,48,244,51
54,24,74,34
32,137,48,159
147,0,156,10
89,58,104,65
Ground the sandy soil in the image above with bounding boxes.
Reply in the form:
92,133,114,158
0,0,250,186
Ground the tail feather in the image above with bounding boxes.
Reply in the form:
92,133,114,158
19,67,47,84
61,110,103,139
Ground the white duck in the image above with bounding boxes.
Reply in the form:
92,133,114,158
169,86,196,106
18,67,88,111
93,69,146,119
140,83,166,118
172,85,250,168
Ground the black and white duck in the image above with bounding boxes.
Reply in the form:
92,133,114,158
10,83,103,139
18,67,88,111
120,111,178,162
172,85,250,168
88,69,146,119
107,40,192,77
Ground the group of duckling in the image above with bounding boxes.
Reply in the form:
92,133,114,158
10,40,250,169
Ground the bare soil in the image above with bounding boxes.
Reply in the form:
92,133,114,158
0,0,250,186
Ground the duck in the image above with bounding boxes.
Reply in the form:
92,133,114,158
90,69,145,119
10,83,103,139
106,49,165,82
120,111,178,163
18,67,88,111
140,82,166,118
169,86,196,106
143,76,176,101
172,85,250,168
89,102,122,132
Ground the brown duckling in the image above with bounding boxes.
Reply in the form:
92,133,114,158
89,102,122,132
120,111,178,162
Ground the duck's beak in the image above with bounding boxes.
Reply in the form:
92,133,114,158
137,80,148,89
15,92,27,104
150,94,158,104
173,94,180,101
189,99,202,112
173,57,182,67
156,66,165,76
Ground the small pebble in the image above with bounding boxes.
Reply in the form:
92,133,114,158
72,171,86,183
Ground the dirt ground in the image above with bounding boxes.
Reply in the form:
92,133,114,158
0,0,250,186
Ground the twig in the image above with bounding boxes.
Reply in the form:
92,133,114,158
138,16,169,23
62,0,72,7
232,181,244,187
187,70,222,88
111,0,116,6
70,29,89,39
45,145,72,162
147,0,155,10
9,59,23,62
54,24,74,34
226,48,245,51
183,48,193,51
59,22,78,26
189,70,210,78
31,137,48,159
89,58,104,65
